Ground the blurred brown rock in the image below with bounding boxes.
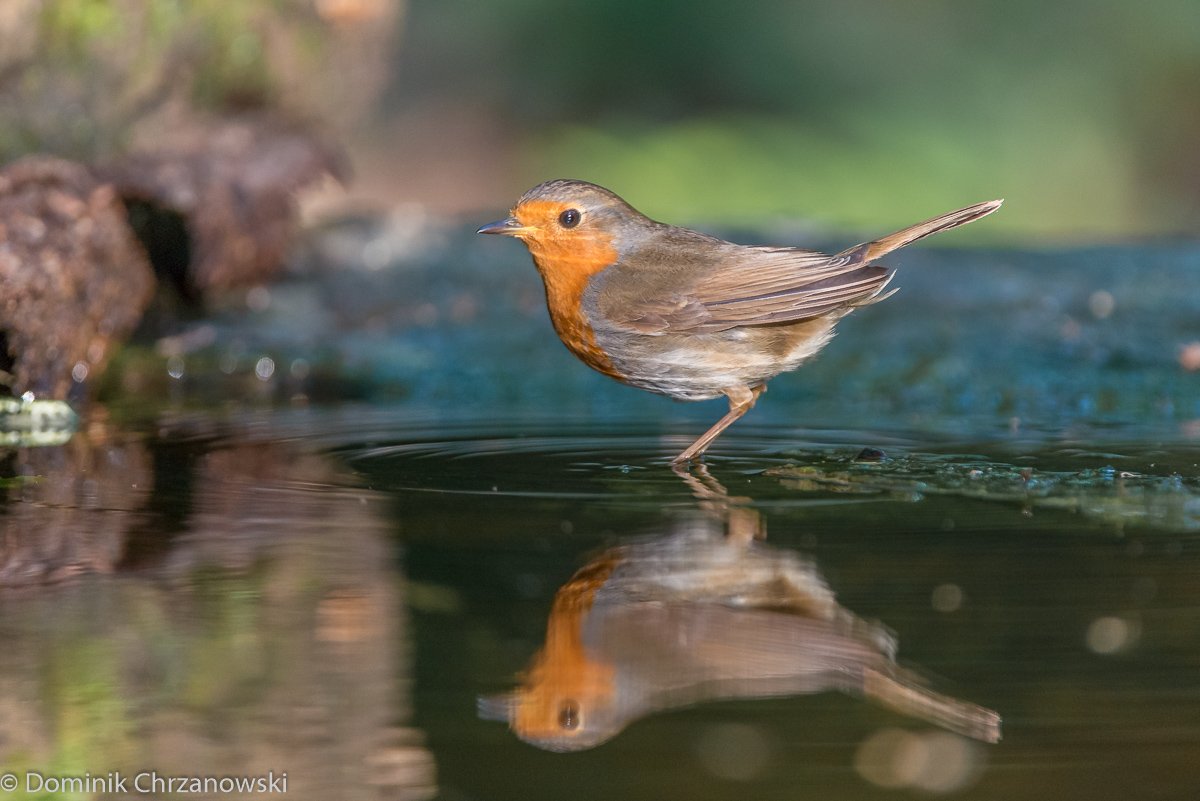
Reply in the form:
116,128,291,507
0,429,436,799
0,427,151,587
102,115,346,297
0,156,155,399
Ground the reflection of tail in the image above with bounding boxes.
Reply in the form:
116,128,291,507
841,200,1004,263
863,667,1002,743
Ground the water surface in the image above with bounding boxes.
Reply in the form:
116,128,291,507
3,237,1199,799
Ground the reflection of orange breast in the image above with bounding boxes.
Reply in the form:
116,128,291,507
511,554,622,738
526,237,624,381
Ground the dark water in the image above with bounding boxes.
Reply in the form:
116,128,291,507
3,236,1200,799
3,411,1198,800
354,419,1200,801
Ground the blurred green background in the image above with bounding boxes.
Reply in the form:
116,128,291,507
390,0,1200,238
6,0,1200,238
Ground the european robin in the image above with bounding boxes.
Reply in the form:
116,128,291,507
478,514,1001,750
478,181,1001,463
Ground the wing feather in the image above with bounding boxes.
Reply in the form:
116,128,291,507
606,247,890,334
599,200,1001,335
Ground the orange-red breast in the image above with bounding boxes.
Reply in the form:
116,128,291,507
479,181,1002,463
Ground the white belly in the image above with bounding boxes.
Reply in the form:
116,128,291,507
603,323,837,402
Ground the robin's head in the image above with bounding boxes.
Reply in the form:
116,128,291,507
477,180,648,275
477,655,627,752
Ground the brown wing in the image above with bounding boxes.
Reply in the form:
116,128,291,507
602,200,1001,335
602,245,893,334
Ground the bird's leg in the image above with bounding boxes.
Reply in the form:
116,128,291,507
671,384,766,464
670,461,728,500
671,461,765,541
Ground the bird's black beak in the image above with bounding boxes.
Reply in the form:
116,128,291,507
476,216,532,236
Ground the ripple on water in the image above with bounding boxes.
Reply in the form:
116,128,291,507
333,426,921,506
323,419,1200,533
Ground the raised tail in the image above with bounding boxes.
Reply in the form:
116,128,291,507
840,199,1003,263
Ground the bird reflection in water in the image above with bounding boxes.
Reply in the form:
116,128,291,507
479,465,1001,751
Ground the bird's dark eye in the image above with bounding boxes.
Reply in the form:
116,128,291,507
558,208,581,228
558,700,581,730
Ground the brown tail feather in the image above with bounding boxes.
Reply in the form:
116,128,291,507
863,666,1002,743
841,199,1003,263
